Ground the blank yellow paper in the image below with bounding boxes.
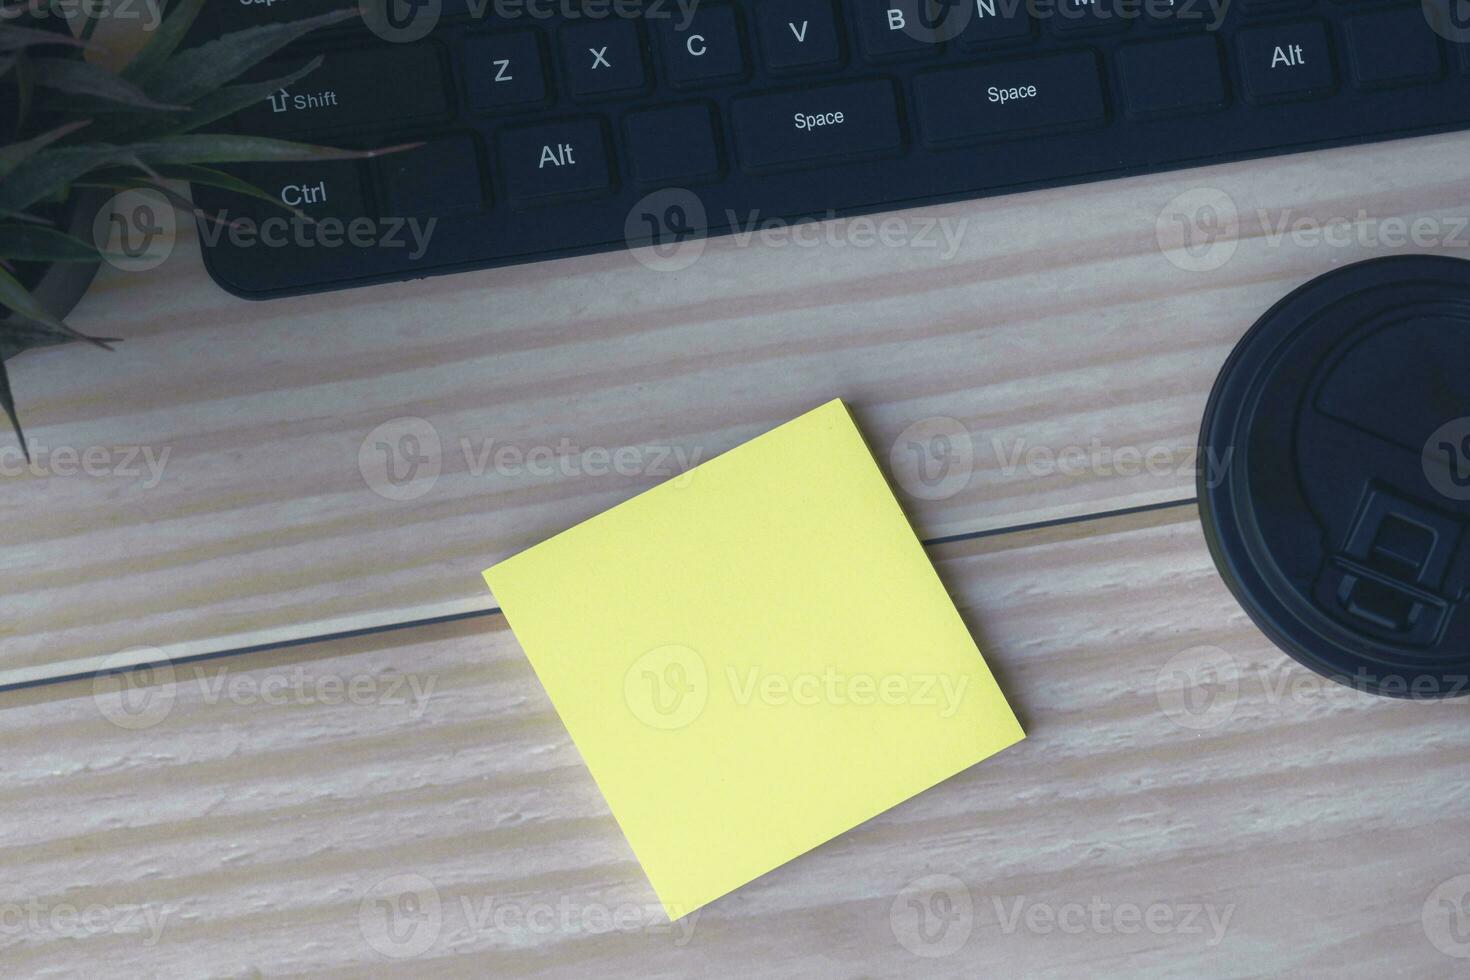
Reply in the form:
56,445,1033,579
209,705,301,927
483,399,1024,919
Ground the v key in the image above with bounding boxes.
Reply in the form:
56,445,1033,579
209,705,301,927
757,0,842,71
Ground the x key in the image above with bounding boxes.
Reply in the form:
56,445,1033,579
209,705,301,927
559,20,649,99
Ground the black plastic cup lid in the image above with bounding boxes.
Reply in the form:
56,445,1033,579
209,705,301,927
1199,255,1470,699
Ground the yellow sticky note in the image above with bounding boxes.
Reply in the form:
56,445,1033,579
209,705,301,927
483,399,1024,919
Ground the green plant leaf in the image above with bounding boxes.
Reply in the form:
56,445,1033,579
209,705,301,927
157,55,325,135
13,47,33,130
129,133,417,166
0,358,27,460
0,119,90,179
0,144,125,214
0,223,103,262
0,23,92,52
122,0,206,82
148,164,307,212
140,7,357,106
0,265,109,349
30,56,186,111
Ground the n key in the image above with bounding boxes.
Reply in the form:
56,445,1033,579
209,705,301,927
756,0,843,72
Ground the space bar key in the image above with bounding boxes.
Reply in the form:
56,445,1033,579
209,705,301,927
730,80,903,174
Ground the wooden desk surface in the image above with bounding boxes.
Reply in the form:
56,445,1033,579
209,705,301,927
4,134,1470,975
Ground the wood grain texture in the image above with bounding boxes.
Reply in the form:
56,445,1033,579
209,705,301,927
4,506,1468,978
5,133,1470,682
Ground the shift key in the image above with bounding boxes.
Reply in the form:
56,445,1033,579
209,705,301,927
233,44,448,137
731,80,903,174
914,52,1106,146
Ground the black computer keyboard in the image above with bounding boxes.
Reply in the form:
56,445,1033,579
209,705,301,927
193,0,1470,299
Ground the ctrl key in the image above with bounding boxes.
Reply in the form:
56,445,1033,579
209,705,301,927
498,120,611,209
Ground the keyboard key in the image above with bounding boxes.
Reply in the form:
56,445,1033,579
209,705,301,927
658,3,748,87
464,31,548,110
731,80,903,172
1118,35,1227,117
855,0,945,60
373,135,486,217
1347,9,1443,89
1051,0,1132,35
958,0,1034,48
559,20,648,99
214,0,354,34
625,104,724,184
1238,22,1336,102
913,51,1107,146
755,0,844,72
498,120,612,207
234,45,448,137
228,160,367,221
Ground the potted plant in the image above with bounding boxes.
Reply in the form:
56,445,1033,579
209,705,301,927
0,0,395,456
